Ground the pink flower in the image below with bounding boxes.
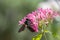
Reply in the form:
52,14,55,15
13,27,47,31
37,8,60,20
19,17,27,25
30,23,38,32
32,11,37,16
19,8,60,32
26,13,36,22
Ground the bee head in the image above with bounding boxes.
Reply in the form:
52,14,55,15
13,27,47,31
24,19,30,25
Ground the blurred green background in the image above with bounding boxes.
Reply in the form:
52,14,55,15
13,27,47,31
0,0,60,40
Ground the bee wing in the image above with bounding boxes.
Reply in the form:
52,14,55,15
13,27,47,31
18,25,25,32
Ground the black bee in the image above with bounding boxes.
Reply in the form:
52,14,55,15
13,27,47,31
18,19,35,32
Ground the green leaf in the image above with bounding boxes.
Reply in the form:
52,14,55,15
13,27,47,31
32,33,42,40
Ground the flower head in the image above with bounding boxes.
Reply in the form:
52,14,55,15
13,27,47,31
19,8,60,32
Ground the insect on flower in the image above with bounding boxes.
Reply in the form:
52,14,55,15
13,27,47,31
18,19,36,32
18,8,60,33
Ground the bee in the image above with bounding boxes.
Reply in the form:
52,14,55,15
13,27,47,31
18,19,35,32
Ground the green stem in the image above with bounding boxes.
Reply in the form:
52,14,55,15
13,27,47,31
44,32,47,40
